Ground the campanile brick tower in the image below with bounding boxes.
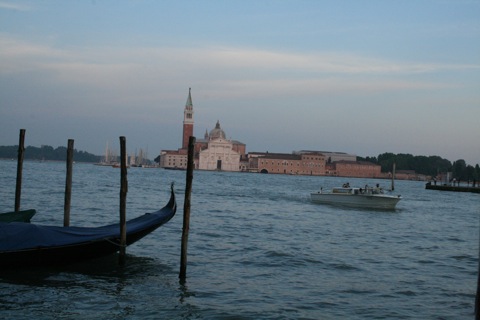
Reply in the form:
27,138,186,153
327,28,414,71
182,88,194,149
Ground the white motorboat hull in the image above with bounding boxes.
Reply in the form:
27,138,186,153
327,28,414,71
310,192,401,210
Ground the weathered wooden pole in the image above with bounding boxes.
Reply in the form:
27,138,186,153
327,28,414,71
476,235,480,320
64,139,74,227
391,162,396,191
14,129,26,212
179,136,195,281
119,136,128,266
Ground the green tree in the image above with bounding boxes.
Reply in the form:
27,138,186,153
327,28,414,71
452,159,467,181
465,165,475,182
375,152,453,176
0,145,101,162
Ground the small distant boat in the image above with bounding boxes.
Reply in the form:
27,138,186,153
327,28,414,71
164,166,186,171
310,183,402,210
112,163,130,168
95,141,118,166
94,162,116,167
0,185,176,269
0,209,36,223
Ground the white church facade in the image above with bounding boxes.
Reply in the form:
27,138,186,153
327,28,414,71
197,121,241,171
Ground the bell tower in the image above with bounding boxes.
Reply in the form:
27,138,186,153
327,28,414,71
182,88,194,149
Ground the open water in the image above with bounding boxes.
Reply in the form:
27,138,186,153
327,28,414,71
0,160,478,319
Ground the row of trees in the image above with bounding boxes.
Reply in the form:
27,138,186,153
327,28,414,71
359,153,480,182
450,159,479,182
0,145,101,163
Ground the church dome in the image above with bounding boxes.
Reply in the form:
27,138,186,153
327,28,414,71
209,120,226,140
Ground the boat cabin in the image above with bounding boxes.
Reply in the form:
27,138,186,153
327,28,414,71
333,187,356,194
332,186,383,195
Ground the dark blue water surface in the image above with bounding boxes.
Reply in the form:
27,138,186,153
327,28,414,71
0,160,478,319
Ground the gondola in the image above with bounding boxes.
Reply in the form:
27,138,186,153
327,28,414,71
0,209,36,223
0,185,176,269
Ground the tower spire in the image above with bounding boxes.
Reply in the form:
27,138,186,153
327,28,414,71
182,88,194,149
186,87,193,109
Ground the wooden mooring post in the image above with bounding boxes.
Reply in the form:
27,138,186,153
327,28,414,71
14,129,26,212
476,237,480,320
119,136,128,266
179,136,195,281
64,139,74,227
391,162,396,191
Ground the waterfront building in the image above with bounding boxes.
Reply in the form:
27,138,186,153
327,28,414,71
395,170,428,181
159,148,188,169
325,160,381,178
295,150,356,163
249,152,326,175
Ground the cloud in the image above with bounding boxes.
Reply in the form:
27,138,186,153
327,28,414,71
188,46,480,75
0,1,31,11
0,34,477,102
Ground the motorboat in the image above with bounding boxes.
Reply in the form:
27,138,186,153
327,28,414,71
310,183,401,210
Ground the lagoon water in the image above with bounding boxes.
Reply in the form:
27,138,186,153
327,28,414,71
0,160,478,319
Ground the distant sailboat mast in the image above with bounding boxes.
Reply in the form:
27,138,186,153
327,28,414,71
104,141,109,163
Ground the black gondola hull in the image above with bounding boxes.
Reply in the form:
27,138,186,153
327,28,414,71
0,187,176,269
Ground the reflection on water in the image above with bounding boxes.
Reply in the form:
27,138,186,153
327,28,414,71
0,253,197,319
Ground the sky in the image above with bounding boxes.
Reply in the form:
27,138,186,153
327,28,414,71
0,0,479,165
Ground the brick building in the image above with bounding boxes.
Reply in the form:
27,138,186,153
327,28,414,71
296,150,356,163
249,152,326,175
326,160,382,178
